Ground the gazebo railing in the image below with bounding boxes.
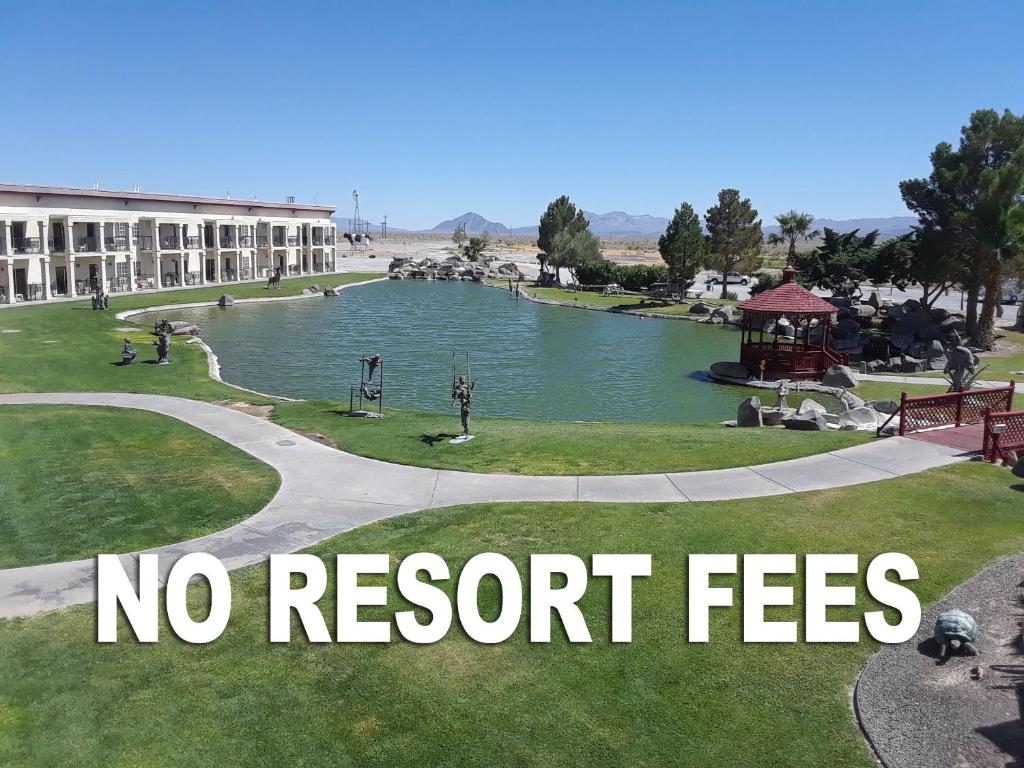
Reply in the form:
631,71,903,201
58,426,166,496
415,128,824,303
982,409,1024,464
740,341,848,375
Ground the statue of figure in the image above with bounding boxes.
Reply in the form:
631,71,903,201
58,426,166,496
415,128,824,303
360,353,382,381
944,345,982,392
266,266,283,289
155,331,170,365
100,292,109,309
451,375,475,436
360,383,382,401
121,338,137,365
775,380,790,410
154,318,172,336
934,609,979,659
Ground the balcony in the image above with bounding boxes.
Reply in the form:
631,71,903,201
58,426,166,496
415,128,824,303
47,238,68,253
75,237,98,253
13,237,42,254
160,235,180,250
238,235,252,247
104,236,129,251
287,236,298,246
256,235,269,247
272,236,285,247
138,235,154,250
184,236,201,249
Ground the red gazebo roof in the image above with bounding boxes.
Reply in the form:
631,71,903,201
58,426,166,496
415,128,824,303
736,267,838,315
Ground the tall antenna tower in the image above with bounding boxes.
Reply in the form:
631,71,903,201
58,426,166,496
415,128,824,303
351,189,361,235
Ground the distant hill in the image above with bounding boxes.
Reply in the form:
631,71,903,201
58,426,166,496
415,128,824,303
764,216,918,240
430,212,510,234
509,210,670,237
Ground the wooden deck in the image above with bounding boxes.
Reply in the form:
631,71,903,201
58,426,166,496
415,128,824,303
907,422,985,453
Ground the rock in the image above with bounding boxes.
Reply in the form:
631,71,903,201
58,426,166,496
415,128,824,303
782,411,827,431
838,406,883,430
929,307,950,323
170,323,199,336
927,355,948,371
760,408,790,427
866,399,900,415
900,356,926,373
922,339,946,359
797,398,827,416
940,315,966,334
822,364,859,388
828,297,853,309
217,294,234,307
323,286,340,296
889,333,914,351
865,359,888,373
866,291,881,309
737,396,763,427
902,298,922,312
710,306,735,323
1013,457,1024,479
854,303,877,319
689,302,712,315
710,361,751,380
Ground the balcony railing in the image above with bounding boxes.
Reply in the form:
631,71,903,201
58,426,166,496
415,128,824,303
184,236,201,249
287,236,298,246
138,235,154,250
75,237,98,253
13,237,42,254
105,236,129,251
238,235,252,247
47,238,68,253
256,235,269,247
219,236,235,248
160,235,180,250
272,236,286,247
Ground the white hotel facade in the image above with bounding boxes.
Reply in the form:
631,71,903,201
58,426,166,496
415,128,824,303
0,184,338,303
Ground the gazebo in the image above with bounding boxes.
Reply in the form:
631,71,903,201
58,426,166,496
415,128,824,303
734,266,848,380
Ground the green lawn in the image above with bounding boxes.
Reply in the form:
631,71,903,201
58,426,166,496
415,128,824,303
0,274,378,401
2,461,1021,767
523,285,739,316
271,400,872,474
0,406,279,568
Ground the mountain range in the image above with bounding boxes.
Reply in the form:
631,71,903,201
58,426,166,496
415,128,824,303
427,211,918,239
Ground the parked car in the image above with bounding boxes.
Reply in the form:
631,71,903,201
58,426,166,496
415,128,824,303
706,272,754,286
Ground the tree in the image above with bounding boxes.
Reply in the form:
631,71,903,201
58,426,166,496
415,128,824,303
704,189,763,299
793,228,879,297
900,109,1024,348
538,196,589,258
463,232,489,261
767,210,819,266
452,223,467,250
867,230,961,310
658,203,707,292
547,228,603,284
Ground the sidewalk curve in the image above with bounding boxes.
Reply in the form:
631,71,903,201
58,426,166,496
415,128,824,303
0,392,969,619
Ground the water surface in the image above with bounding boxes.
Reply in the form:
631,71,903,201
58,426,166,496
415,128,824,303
166,281,752,423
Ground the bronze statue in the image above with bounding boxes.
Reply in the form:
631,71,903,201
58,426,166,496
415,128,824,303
121,338,137,365
155,331,170,365
266,266,283,289
451,375,475,437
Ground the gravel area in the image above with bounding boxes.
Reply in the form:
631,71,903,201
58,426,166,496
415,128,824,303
856,551,1024,767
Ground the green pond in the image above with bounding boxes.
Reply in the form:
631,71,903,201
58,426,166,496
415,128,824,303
165,280,756,423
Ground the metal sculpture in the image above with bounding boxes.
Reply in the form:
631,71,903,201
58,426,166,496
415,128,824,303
450,352,476,441
350,353,384,415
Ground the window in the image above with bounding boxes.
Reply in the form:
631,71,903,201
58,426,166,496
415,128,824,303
116,261,129,279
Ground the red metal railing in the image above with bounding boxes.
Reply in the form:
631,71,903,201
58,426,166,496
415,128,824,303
898,383,1016,436
983,409,1024,463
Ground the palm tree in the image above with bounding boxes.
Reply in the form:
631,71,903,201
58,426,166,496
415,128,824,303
768,210,819,266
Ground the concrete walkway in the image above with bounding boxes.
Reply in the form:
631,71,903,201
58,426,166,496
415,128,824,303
0,392,970,619
858,373,1023,394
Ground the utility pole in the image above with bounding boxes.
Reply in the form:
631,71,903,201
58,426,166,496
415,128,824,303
382,214,388,240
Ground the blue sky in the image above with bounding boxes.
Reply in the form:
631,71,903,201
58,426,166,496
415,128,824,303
2,0,1021,230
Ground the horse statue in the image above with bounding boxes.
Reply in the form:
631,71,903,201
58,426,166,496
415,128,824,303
265,266,282,289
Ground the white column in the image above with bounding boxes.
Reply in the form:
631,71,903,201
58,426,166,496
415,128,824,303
41,258,51,299
152,219,161,288
67,254,77,297
2,221,12,256
126,253,135,292
99,254,108,293
97,222,106,255
1,259,12,303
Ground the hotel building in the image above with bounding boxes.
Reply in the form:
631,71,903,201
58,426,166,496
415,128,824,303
0,184,338,303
